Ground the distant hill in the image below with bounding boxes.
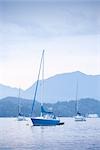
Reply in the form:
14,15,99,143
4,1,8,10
0,84,24,99
22,71,100,102
0,97,39,117
0,71,100,103
0,97,100,117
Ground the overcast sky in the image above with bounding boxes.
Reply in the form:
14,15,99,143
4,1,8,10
0,0,100,89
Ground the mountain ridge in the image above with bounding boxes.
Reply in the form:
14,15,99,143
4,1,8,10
0,71,100,102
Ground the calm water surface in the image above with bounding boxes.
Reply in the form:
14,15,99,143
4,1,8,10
0,117,100,150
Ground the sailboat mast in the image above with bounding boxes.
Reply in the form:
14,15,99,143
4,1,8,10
31,50,45,116
18,88,21,116
41,50,44,117
75,80,79,114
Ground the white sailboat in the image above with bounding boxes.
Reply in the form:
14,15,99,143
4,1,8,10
74,81,86,121
17,88,26,121
74,112,86,121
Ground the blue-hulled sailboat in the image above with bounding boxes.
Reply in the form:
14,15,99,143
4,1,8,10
31,50,64,126
31,105,61,126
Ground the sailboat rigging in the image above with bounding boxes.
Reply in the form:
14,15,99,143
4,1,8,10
74,81,86,121
17,88,26,121
31,50,64,126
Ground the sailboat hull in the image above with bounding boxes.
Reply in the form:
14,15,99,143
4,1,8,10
17,116,26,121
31,117,61,126
74,115,86,121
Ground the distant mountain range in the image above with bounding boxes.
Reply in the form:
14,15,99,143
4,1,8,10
0,97,100,117
0,71,100,103
0,84,24,99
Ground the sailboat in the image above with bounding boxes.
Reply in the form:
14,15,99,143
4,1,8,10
31,50,64,126
74,81,86,121
17,88,26,121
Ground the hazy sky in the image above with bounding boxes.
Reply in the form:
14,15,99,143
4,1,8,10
0,0,100,89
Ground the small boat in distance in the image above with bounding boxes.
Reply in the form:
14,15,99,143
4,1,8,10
74,81,86,122
74,112,86,121
31,50,64,126
87,113,99,118
17,88,26,121
17,113,26,121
